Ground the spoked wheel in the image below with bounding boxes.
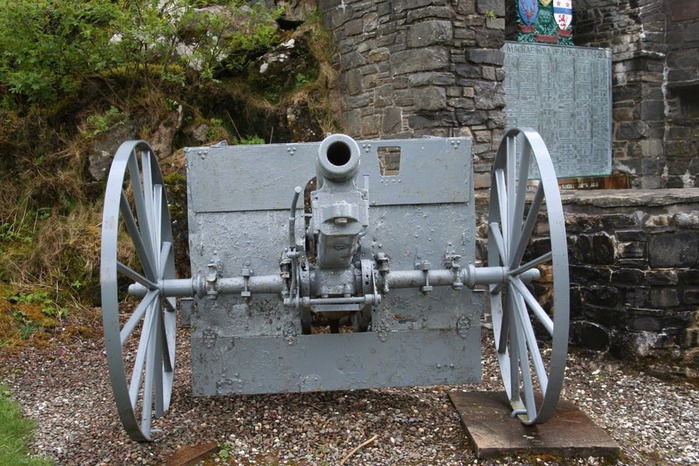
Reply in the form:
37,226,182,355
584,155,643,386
101,141,177,441
487,127,569,424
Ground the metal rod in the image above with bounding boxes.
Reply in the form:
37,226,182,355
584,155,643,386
128,275,286,298
217,276,286,294
302,295,375,305
128,265,533,299
384,269,460,289
383,266,510,290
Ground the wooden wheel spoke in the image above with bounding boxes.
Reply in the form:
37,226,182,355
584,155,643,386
152,184,163,267
513,141,532,225
159,307,174,373
506,135,518,247
152,297,165,418
508,283,537,421
127,152,155,262
494,168,509,251
518,334,537,421
159,241,177,313
163,297,176,313
497,292,510,355
141,151,161,269
140,298,159,433
510,251,552,277
506,295,521,399
488,222,508,265
128,302,155,407
159,241,172,278
141,151,155,237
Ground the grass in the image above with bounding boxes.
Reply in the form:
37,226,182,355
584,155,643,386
0,385,52,465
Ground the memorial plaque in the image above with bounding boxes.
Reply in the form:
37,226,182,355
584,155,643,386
503,42,612,178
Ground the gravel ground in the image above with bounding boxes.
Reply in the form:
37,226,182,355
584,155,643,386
1,328,697,466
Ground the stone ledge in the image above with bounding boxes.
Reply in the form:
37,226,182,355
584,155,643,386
561,188,699,208
475,188,699,207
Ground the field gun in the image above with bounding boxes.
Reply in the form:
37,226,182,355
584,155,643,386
100,128,569,441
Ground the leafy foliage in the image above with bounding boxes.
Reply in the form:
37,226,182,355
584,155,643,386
0,0,282,103
0,0,119,102
0,0,285,308
80,106,127,137
0,1,335,348
10,291,68,320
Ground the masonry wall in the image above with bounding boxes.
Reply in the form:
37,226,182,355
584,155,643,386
321,0,699,189
564,190,699,377
319,1,699,370
319,0,507,187
474,190,699,376
664,1,699,189
575,0,699,189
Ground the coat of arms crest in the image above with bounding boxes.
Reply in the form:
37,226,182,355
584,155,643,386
518,0,539,26
553,0,573,29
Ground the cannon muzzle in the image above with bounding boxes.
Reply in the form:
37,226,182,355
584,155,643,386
316,134,360,184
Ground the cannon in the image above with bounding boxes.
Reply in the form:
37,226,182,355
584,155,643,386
100,128,569,441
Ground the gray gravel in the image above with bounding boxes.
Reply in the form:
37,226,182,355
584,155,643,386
1,329,697,465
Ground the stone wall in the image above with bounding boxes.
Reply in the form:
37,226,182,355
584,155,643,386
664,0,699,189
666,0,699,87
326,0,699,188
318,1,699,370
321,0,698,189
575,0,699,189
474,189,699,375
563,189,699,376
319,0,507,187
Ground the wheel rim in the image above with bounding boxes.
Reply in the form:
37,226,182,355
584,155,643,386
487,127,569,424
100,141,176,441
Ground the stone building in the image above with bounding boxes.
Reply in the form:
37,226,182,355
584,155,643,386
320,0,507,188
319,0,698,188
575,0,699,189
318,0,699,373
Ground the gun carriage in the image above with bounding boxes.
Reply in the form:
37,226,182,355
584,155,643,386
100,128,569,441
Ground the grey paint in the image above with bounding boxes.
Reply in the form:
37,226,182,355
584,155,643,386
503,42,613,178
191,326,482,395
186,137,482,395
186,138,470,213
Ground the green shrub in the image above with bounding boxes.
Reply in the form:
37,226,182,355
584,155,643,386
178,0,283,80
0,0,120,103
0,0,282,103
80,106,127,138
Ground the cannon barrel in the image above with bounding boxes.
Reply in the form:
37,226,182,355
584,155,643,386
311,134,367,270
316,134,361,184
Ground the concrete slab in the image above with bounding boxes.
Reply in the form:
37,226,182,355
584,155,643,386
449,391,620,459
